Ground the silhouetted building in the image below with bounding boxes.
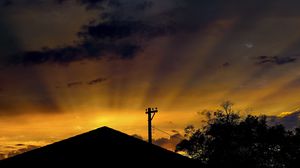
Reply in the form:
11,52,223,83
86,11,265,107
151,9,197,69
0,126,192,167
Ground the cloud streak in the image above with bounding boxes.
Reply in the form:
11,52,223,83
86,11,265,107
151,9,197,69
65,77,107,88
67,81,83,88
255,55,297,65
87,77,107,85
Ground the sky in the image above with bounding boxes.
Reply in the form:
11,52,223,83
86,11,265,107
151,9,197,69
1,0,300,158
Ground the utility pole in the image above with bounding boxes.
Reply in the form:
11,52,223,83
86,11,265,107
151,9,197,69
145,107,158,144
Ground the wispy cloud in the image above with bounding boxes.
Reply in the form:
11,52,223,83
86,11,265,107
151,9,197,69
62,77,107,89
67,81,83,88
255,55,297,65
87,77,107,85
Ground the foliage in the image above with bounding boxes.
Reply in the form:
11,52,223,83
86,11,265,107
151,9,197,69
176,101,300,168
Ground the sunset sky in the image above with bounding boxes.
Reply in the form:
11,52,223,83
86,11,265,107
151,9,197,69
1,0,300,158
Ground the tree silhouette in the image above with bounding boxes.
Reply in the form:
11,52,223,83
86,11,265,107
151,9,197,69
176,101,300,168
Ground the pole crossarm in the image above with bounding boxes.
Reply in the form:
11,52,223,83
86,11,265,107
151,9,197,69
145,108,158,114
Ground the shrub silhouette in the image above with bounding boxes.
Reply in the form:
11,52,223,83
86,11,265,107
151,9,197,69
176,101,300,168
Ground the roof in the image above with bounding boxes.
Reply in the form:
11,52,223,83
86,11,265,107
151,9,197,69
0,126,192,166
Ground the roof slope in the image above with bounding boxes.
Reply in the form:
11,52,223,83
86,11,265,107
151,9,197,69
0,126,191,166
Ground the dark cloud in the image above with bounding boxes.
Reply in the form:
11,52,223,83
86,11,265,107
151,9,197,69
87,77,107,85
62,78,107,88
222,62,230,67
9,0,300,65
78,0,121,9
255,55,297,65
13,47,83,65
153,133,183,151
78,20,169,40
135,1,153,11
78,0,153,12
67,81,83,88
9,0,171,65
268,111,300,130
12,42,143,65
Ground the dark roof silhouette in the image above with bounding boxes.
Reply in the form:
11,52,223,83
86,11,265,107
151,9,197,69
0,126,192,166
